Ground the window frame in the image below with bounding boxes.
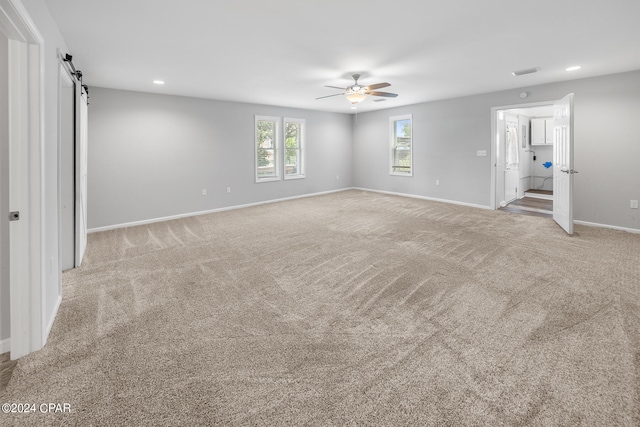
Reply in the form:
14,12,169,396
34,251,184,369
389,114,413,177
255,115,281,183
283,117,306,180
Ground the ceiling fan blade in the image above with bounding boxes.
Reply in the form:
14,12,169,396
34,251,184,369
324,85,347,90
365,82,390,90
366,91,398,98
316,93,345,100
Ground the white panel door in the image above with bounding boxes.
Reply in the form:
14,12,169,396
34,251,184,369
553,94,575,234
75,88,88,266
8,39,32,358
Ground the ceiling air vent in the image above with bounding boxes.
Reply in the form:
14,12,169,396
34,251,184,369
511,67,540,76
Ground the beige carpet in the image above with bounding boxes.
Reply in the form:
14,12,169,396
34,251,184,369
3,190,640,426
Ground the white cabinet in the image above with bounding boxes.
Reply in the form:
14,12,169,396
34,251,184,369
531,118,554,145
544,118,553,144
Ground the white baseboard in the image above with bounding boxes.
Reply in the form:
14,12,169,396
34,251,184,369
353,187,493,211
87,186,639,236
574,220,640,234
88,188,352,233
0,337,10,354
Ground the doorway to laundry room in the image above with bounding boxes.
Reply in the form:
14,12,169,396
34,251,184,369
494,103,555,218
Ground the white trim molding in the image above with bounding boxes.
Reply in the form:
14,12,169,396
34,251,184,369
353,187,492,210
574,220,640,234
86,186,639,236
255,115,281,183
389,114,413,177
283,117,306,180
88,188,352,233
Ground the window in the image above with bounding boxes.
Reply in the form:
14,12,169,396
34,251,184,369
390,114,413,176
255,116,280,182
255,116,306,183
284,118,305,179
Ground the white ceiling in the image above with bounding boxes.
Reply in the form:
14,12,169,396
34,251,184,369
44,0,640,114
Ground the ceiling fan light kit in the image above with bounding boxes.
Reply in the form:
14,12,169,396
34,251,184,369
346,92,367,104
317,73,398,105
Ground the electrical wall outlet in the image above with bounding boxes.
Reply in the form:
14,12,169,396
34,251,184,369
227,187,231,194
631,200,639,209
201,189,207,196
436,179,440,186
336,175,340,180
477,150,487,157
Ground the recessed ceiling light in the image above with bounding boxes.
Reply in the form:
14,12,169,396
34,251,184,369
153,80,165,85
566,66,581,72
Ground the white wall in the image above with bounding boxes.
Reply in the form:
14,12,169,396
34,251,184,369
530,144,553,191
353,70,640,231
87,88,353,229
0,31,9,344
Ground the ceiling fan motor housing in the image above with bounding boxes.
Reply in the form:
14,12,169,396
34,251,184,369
316,73,396,104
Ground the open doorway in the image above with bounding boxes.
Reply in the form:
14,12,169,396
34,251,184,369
493,102,555,217
492,95,575,234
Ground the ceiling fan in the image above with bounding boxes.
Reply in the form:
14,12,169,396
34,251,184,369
316,74,398,104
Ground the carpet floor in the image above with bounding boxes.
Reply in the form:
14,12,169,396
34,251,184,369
2,190,640,426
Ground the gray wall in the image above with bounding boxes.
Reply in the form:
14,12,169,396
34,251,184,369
88,88,353,229
352,94,491,207
353,70,640,231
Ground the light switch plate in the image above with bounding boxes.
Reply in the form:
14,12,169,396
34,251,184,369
477,150,487,157
631,200,639,209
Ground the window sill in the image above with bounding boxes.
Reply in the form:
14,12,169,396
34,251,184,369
256,177,280,183
284,174,305,181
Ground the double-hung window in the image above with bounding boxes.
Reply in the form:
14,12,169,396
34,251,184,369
255,116,281,182
390,114,413,176
284,118,305,179
255,116,306,182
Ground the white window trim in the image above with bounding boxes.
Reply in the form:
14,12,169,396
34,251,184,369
389,114,413,177
283,117,306,180
255,115,281,183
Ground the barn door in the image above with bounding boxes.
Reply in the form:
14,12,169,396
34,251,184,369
75,84,88,266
